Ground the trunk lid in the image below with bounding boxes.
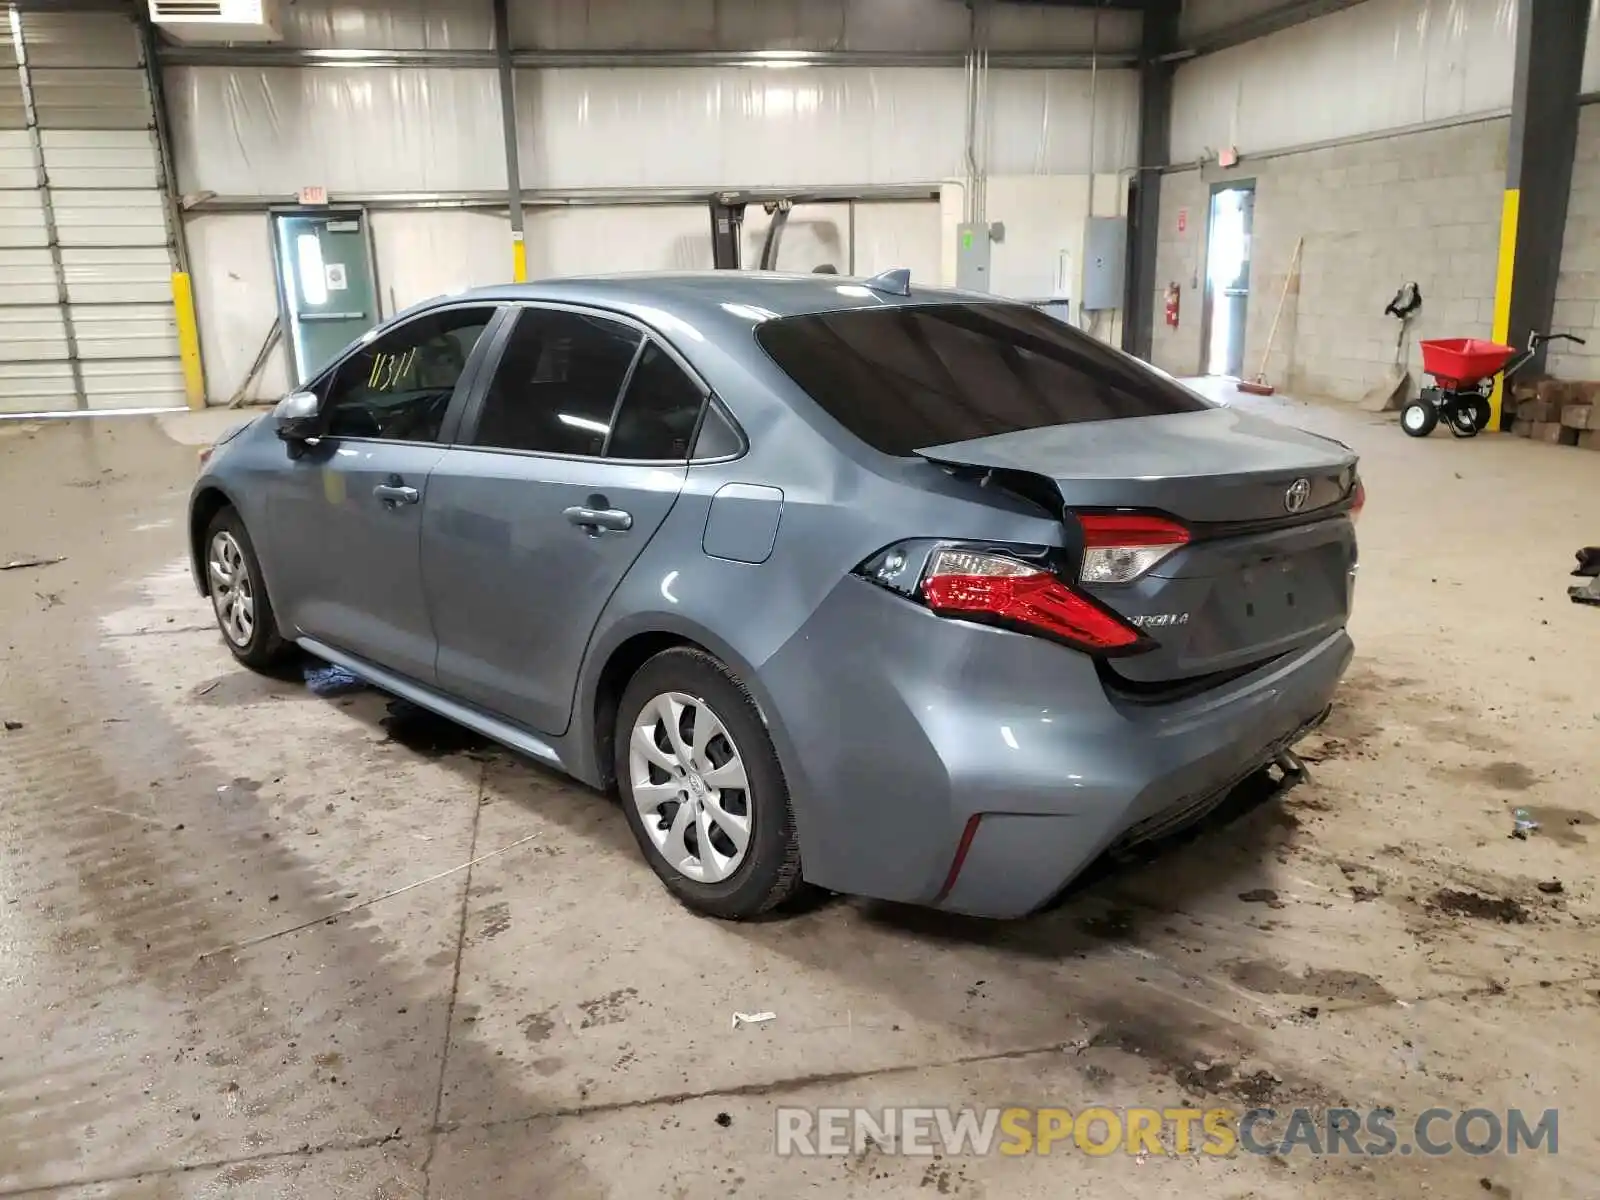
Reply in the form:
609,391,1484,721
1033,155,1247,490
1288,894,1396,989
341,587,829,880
918,407,1359,686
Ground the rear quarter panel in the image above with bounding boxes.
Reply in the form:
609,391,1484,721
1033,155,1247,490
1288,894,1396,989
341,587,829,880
568,380,1067,869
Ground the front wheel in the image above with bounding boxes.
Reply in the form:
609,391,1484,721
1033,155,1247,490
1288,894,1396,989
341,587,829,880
614,647,804,920
1400,400,1438,438
204,507,293,670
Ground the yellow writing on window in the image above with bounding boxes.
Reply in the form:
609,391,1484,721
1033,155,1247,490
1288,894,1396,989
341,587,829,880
367,346,418,392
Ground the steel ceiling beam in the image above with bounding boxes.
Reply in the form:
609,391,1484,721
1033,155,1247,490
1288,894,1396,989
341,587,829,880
153,45,1137,70
1181,0,1373,57
1123,0,1178,362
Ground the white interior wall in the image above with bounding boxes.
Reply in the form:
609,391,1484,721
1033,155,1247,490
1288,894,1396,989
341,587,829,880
525,205,713,275
164,67,506,196
851,201,943,282
938,173,1129,343
164,63,1137,197
741,203,848,271
370,209,512,311
1171,0,1518,163
185,212,288,404
514,67,1137,189
277,0,495,49
735,200,940,279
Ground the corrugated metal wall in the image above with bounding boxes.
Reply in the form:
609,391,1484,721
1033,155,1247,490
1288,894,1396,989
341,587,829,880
0,7,182,414
1170,0,1518,163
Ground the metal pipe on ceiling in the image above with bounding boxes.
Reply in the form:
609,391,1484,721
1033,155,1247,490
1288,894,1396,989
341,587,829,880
180,185,944,215
977,1,991,225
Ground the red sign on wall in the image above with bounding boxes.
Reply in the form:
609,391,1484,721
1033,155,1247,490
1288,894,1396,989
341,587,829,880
1177,208,1188,234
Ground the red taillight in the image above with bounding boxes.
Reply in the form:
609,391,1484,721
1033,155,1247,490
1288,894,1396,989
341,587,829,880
920,549,1145,653
1076,512,1190,585
1350,479,1365,522
1078,512,1190,548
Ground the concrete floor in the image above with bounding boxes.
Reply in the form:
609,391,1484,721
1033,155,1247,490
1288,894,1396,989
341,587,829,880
1,394,1598,1199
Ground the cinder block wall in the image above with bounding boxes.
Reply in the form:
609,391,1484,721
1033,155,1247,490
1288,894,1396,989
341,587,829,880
1548,106,1600,380
1150,120,1508,400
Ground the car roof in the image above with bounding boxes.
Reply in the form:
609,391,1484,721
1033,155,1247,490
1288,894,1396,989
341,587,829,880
407,271,1002,330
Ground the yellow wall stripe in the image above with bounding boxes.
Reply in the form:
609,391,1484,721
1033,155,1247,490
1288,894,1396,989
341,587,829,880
171,271,205,411
1488,188,1520,430
512,232,528,283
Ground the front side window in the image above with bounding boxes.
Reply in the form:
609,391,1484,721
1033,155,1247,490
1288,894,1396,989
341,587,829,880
471,308,643,457
323,307,494,442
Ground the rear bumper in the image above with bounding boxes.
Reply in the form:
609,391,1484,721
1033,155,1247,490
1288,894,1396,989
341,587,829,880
758,578,1353,919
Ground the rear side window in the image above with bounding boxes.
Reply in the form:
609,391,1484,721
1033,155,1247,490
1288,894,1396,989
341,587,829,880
471,308,642,456
755,303,1210,456
606,340,706,461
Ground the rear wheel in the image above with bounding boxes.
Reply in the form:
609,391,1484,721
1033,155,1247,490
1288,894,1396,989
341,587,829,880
1400,400,1437,438
204,507,293,670
1450,395,1491,437
614,647,804,919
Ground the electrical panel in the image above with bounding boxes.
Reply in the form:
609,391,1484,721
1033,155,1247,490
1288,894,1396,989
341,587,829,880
955,223,991,292
1081,216,1127,311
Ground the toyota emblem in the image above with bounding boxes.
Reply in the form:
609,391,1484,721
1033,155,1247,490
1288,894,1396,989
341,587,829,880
1284,478,1312,513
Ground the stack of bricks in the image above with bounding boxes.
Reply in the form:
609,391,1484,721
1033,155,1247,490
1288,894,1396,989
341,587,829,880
1509,379,1600,450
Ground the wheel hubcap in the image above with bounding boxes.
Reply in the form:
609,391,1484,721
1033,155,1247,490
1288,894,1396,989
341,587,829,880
1404,407,1425,430
629,692,751,883
208,531,255,647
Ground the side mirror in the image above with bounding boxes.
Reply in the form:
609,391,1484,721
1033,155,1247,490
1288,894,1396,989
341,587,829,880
273,390,320,442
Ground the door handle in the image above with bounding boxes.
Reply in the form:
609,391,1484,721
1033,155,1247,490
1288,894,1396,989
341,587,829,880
564,505,633,533
374,483,420,506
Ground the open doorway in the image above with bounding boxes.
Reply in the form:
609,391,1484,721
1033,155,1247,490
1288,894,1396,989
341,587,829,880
1201,182,1254,377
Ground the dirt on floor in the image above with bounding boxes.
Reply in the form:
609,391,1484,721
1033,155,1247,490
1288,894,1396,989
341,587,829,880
1,399,1597,1199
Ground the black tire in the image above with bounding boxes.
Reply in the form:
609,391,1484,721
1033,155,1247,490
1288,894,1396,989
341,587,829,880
614,647,804,920
1400,400,1437,438
1453,395,1491,436
203,506,294,671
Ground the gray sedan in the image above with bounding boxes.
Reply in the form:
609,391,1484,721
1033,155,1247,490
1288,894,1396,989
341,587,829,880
189,271,1359,920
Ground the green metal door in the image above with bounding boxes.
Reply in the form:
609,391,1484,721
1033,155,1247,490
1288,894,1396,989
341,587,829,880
271,208,380,385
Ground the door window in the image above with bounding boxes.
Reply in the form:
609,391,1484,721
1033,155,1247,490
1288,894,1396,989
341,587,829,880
323,306,495,443
606,340,708,461
471,308,643,456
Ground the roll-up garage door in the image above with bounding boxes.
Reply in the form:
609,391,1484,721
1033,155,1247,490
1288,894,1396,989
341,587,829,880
1,7,182,413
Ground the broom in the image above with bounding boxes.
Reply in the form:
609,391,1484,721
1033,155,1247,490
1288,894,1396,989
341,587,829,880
1237,237,1303,397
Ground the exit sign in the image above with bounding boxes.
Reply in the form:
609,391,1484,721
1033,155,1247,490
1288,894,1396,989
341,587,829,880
298,185,328,205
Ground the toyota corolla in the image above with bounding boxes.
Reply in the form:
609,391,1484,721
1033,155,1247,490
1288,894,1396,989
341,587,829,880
189,271,1360,920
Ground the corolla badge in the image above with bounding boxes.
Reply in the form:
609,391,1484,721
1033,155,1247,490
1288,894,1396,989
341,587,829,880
1284,477,1312,513
1129,613,1190,628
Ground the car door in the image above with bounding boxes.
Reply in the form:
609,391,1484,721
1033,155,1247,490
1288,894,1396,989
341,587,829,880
267,303,501,683
422,304,707,734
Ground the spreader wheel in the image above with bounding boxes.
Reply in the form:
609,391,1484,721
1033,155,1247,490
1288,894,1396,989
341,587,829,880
1401,400,1437,438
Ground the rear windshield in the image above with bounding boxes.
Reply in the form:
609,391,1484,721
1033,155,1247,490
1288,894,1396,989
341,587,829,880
755,303,1210,456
